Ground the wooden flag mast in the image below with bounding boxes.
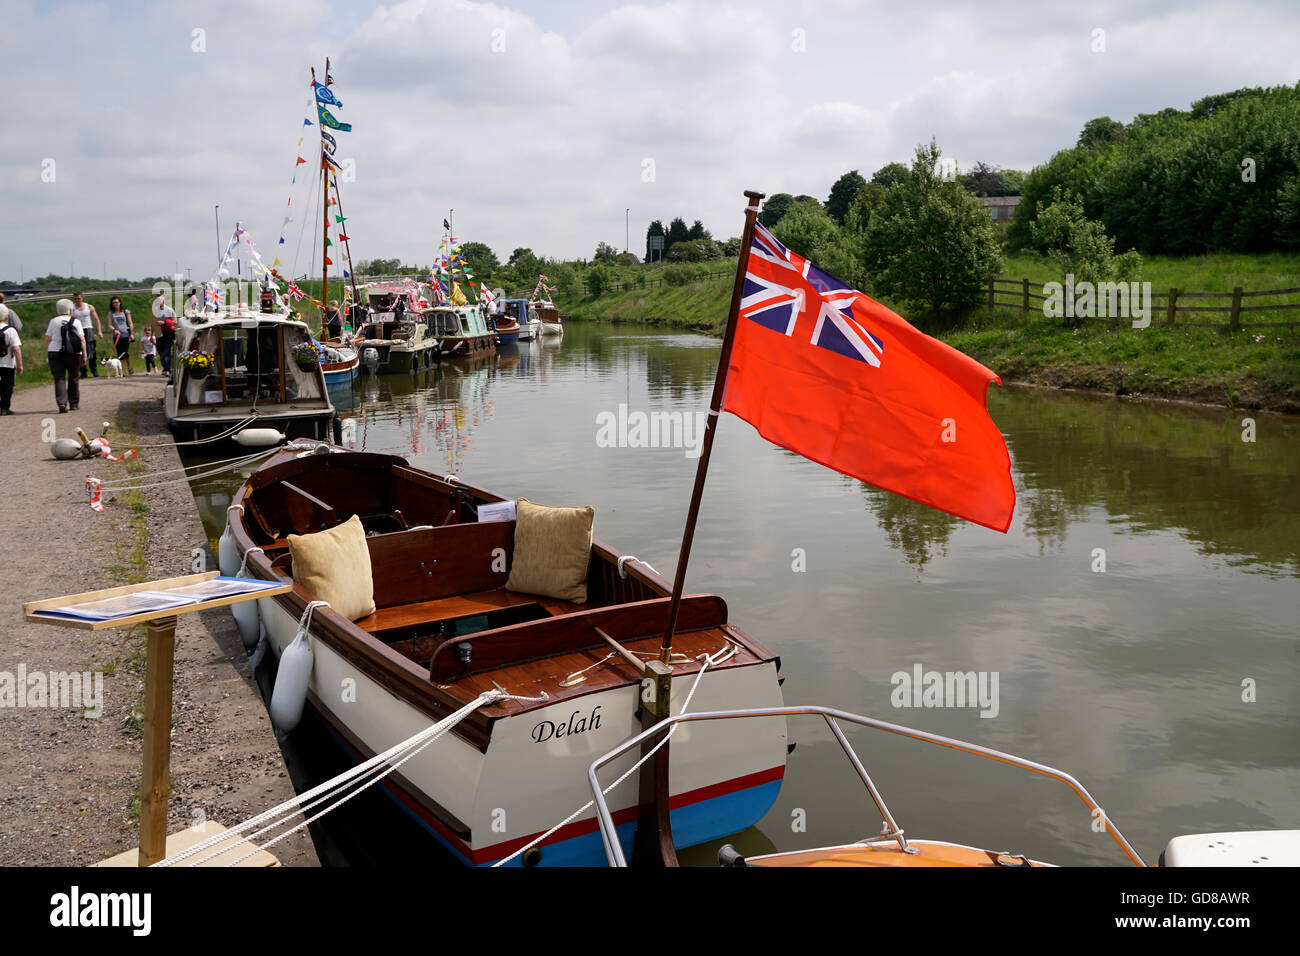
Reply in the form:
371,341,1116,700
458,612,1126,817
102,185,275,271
317,61,330,337
632,189,764,865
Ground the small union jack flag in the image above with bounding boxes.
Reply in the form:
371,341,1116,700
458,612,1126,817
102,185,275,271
287,281,306,301
204,283,225,308
740,223,883,367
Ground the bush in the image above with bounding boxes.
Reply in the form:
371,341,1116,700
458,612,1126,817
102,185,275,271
586,266,612,296
663,265,696,286
667,239,722,262
1030,187,1142,284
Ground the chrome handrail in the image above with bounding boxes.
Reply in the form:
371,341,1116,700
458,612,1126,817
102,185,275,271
587,704,1146,867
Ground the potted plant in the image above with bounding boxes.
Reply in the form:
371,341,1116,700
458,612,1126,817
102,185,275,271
178,350,215,374
292,340,322,370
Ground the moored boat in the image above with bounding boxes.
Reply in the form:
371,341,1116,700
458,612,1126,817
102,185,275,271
320,343,359,388
350,281,443,373
165,292,335,448
225,442,786,866
533,298,563,337
431,304,496,358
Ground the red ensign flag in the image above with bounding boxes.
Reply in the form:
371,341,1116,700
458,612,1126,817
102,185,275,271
723,223,1015,532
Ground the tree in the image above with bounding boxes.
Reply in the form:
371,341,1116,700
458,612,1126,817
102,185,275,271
645,219,665,262
586,265,612,296
958,161,1017,197
1030,187,1141,285
825,170,868,224
665,217,690,257
721,236,742,257
844,183,886,234
861,141,1005,326
870,162,909,190
593,241,620,265
688,220,711,241
357,257,402,275
667,238,723,262
508,247,541,283
758,193,795,228
1077,117,1125,150
772,198,861,287
457,242,499,276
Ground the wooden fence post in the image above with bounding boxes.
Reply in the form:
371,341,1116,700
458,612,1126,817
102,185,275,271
987,277,994,316
1230,286,1243,332
1166,288,1178,327
1022,278,1030,313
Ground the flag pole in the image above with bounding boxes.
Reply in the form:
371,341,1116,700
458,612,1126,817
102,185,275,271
657,189,764,661
631,189,764,867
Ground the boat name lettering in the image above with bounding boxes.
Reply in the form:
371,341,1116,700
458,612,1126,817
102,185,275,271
531,705,602,743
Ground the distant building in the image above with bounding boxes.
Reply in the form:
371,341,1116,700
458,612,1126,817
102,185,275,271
981,196,1021,221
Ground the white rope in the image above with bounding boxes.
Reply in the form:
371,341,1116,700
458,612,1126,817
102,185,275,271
90,447,277,492
129,414,260,448
155,687,528,867
221,686,547,867
491,644,728,867
617,555,660,579
235,546,263,579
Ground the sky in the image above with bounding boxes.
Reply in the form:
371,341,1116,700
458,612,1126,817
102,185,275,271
1,0,1297,282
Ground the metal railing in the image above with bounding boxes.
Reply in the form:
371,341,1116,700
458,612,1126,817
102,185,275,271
588,704,1146,868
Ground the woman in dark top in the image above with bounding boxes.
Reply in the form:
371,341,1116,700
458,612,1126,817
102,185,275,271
108,297,135,374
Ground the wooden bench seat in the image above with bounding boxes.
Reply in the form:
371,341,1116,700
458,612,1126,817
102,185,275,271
355,587,583,634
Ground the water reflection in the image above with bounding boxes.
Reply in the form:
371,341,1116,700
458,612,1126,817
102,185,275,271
189,324,1299,867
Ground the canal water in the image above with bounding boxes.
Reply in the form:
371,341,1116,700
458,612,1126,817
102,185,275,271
191,323,1299,867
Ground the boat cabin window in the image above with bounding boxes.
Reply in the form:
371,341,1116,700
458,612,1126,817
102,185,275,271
178,324,321,407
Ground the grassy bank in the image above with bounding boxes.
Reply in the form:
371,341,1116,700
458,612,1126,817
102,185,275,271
563,252,1300,413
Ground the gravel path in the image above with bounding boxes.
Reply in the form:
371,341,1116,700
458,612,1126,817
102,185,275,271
0,373,317,866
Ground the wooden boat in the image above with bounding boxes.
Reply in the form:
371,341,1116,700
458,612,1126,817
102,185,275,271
320,343,359,389
490,312,520,345
497,298,539,341
165,302,335,447
431,304,496,358
533,298,563,337
225,442,786,866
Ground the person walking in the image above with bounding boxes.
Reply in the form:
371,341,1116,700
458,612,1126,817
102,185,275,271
0,307,22,415
140,328,157,374
107,296,135,375
155,299,177,376
45,299,86,412
0,293,21,333
71,292,101,378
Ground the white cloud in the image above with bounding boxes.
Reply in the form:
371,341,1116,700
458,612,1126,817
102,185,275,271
1,0,1296,279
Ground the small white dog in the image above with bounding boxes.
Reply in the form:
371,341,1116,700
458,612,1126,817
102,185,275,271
106,357,123,377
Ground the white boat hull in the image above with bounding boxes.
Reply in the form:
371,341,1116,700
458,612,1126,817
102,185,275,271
257,596,786,866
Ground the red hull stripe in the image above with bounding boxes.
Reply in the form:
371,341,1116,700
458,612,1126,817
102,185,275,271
473,764,786,864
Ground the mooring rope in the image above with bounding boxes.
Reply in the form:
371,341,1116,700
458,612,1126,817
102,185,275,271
490,643,728,867
155,684,547,867
89,447,279,493
128,414,261,448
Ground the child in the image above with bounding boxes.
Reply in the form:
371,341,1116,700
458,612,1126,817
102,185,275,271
141,329,157,374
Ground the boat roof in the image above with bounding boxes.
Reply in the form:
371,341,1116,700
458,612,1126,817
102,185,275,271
180,307,312,332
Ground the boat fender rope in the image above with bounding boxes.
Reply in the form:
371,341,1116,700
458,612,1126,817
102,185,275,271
443,474,457,484
618,555,660,579
235,546,264,579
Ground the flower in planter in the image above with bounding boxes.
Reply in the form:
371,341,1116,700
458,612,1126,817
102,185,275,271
178,350,215,374
292,340,323,369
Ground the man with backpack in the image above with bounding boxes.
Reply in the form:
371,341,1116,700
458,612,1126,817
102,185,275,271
0,306,22,416
44,298,86,413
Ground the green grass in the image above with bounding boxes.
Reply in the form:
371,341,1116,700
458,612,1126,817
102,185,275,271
565,251,1300,412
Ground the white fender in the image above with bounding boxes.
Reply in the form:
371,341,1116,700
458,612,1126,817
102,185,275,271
217,512,240,578
232,599,260,650
270,629,313,733
233,428,285,448
248,624,269,670
50,438,84,460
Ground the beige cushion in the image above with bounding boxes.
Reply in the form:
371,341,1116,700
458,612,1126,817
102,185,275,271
505,498,593,603
287,514,376,621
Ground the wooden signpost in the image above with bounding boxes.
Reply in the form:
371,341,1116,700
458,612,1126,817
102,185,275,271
23,570,290,866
